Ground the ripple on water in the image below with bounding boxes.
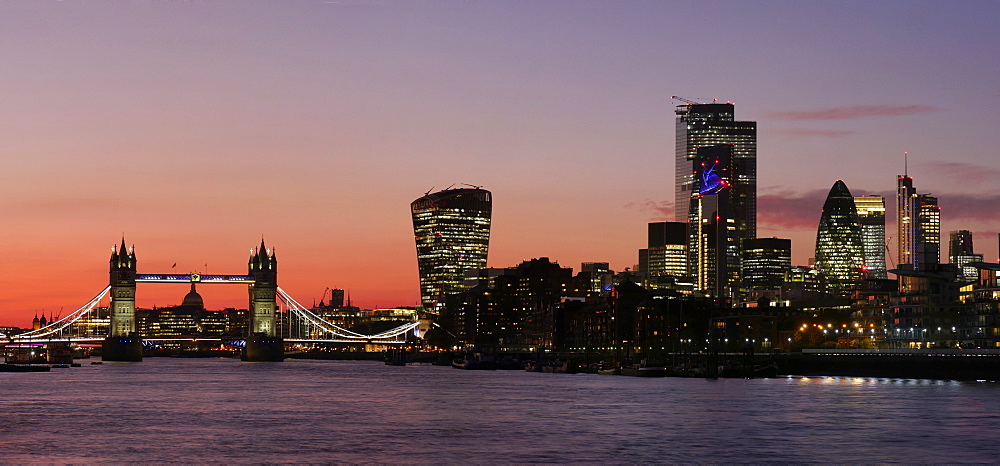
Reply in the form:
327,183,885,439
2,358,999,463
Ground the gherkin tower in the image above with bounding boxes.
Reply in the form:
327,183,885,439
814,180,866,292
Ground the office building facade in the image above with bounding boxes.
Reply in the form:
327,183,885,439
411,187,492,311
897,175,940,270
688,145,739,297
918,195,941,266
950,230,974,259
897,175,918,267
646,221,688,286
814,180,865,292
854,195,888,279
674,103,756,245
742,238,792,292
580,262,613,294
950,230,982,281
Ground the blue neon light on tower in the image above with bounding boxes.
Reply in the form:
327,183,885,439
698,162,731,196
688,145,738,297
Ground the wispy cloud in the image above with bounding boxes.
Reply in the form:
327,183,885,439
939,193,1000,224
757,189,828,230
770,104,939,121
771,128,857,138
628,188,996,240
625,199,673,220
624,190,831,231
921,161,1000,186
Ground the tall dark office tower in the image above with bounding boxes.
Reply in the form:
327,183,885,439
854,195,888,279
411,187,492,311
688,145,739,297
918,195,941,267
897,174,940,270
674,102,756,246
814,180,866,292
949,230,974,261
742,238,792,292
949,230,982,281
897,175,918,267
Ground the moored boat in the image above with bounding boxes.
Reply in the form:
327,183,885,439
0,364,51,372
620,363,669,377
451,353,497,370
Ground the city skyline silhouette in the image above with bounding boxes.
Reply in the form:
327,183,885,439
2,1,998,325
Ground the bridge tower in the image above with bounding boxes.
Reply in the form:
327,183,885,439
103,238,142,361
242,240,284,361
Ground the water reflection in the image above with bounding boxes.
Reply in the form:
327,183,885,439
0,359,998,463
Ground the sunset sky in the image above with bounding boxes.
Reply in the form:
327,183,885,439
2,1,998,326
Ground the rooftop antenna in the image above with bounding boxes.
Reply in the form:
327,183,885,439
445,183,456,190
461,183,483,189
424,186,435,196
904,151,908,177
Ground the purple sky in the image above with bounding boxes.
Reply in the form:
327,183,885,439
1,0,998,325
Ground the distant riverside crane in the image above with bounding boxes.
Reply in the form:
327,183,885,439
885,237,897,269
671,95,703,105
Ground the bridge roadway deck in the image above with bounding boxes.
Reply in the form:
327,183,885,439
135,274,254,283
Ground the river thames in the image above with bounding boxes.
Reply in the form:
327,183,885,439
2,358,999,463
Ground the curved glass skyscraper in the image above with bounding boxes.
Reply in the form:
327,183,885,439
814,180,865,292
411,188,492,310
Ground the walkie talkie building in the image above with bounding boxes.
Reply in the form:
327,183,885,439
411,187,492,311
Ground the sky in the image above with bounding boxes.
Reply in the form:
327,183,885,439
1,0,998,326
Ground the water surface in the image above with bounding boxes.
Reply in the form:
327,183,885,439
2,358,998,463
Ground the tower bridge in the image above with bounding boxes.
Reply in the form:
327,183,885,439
2,239,423,362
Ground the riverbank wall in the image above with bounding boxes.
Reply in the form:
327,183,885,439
776,349,1000,380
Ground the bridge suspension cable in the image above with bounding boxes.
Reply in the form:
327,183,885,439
276,287,418,341
12,286,112,341
8,285,418,343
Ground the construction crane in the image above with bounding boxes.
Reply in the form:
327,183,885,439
670,95,716,105
316,287,331,308
671,95,703,105
884,237,897,269
671,95,725,106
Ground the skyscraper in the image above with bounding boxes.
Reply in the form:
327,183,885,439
688,145,739,297
897,174,940,270
854,195,888,279
918,195,941,267
674,102,756,245
949,230,974,260
814,180,865,292
411,187,492,311
897,175,918,267
949,230,982,281
646,221,688,283
742,237,792,292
